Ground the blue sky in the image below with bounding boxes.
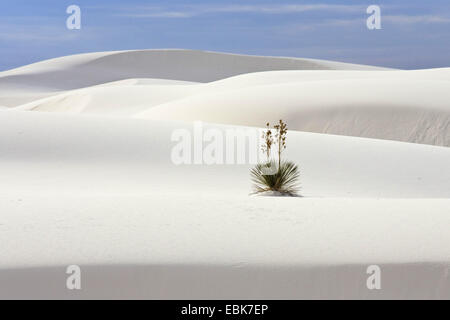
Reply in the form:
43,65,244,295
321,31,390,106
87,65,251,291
1,0,450,70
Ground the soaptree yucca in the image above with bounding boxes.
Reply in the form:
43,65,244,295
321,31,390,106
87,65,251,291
251,160,300,195
251,120,300,196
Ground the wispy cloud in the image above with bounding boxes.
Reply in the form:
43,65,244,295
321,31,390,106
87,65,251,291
273,13,450,33
116,3,450,29
311,15,450,29
0,25,81,42
0,31,76,42
119,4,365,18
383,15,450,24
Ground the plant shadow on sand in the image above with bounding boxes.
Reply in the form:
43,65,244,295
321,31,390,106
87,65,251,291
251,190,303,197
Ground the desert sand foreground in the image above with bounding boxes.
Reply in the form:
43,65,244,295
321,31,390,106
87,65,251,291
0,50,449,299
1,196,449,299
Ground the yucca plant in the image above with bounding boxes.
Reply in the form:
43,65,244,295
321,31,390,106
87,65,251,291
251,160,300,195
251,120,300,196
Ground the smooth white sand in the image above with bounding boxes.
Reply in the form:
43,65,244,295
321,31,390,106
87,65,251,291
1,195,449,299
4,51,447,146
0,110,449,299
0,49,386,108
136,76,450,146
1,110,449,198
0,50,449,299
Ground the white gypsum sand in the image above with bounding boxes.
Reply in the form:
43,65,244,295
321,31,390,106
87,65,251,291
0,110,449,198
1,195,449,299
0,49,387,108
0,50,449,299
3,51,448,146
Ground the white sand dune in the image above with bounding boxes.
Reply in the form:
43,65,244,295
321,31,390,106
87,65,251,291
1,196,449,299
98,78,199,87
136,76,450,146
207,68,450,88
1,110,449,198
6,50,447,146
16,71,450,146
15,85,199,115
0,49,386,107
0,110,449,299
0,50,449,299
